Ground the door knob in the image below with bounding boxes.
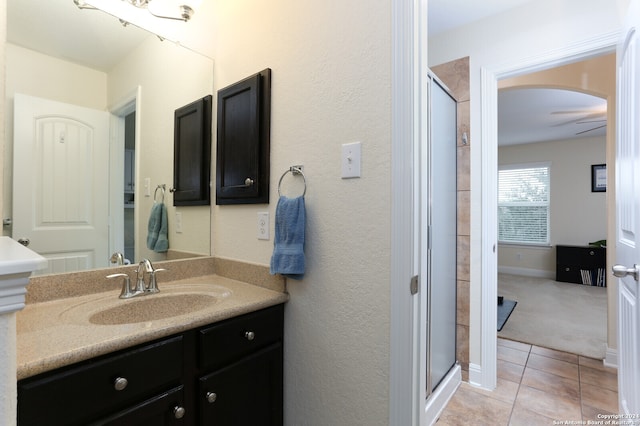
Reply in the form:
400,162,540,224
612,264,640,281
17,238,30,247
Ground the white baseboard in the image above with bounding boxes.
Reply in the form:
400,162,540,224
425,364,461,425
467,363,483,388
604,346,618,369
498,266,555,279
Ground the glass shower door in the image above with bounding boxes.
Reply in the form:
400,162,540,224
427,75,458,393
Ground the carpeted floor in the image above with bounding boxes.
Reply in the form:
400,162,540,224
497,273,607,359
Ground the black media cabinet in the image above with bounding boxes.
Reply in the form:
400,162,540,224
556,245,606,287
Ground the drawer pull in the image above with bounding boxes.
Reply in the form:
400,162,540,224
173,406,186,419
206,392,217,403
244,331,255,341
113,377,128,391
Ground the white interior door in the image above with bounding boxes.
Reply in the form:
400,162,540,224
13,94,110,274
615,0,640,415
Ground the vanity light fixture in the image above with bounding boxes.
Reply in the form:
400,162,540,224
74,0,196,23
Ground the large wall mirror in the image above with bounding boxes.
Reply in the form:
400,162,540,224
4,0,213,275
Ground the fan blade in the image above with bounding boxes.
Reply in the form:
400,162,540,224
576,119,607,124
575,124,606,135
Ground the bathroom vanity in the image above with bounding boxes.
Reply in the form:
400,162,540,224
15,268,288,426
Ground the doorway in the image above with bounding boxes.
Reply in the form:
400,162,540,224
478,33,619,389
496,62,612,359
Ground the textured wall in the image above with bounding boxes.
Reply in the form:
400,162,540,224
0,314,16,426
209,0,392,424
0,4,15,422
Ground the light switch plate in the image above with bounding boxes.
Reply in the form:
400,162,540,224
175,212,183,233
341,142,361,178
257,212,269,240
144,177,151,196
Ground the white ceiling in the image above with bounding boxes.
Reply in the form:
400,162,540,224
428,0,538,36
499,88,607,145
8,0,150,72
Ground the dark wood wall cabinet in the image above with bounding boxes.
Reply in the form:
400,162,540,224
17,304,284,426
173,95,213,206
556,245,606,287
216,69,271,205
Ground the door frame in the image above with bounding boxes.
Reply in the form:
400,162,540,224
476,31,620,389
108,87,142,261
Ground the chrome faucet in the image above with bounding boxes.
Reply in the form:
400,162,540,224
135,259,154,294
106,259,167,299
107,273,136,299
110,252,125,266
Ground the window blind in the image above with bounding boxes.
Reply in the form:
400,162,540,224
498,165,550,244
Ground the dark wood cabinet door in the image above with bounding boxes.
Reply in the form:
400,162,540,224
173,95,212,206
199,344,283,426
216,69,271,205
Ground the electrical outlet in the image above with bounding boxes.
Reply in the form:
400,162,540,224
257,212,269,240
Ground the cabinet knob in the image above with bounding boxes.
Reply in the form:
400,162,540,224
173,406,186,419
244,331,255,341
206,392,217,403
113,377,128,391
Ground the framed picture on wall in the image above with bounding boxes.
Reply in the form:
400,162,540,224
591,164,607,192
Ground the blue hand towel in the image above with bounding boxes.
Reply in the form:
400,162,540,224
270,196,305,279
147,202,169,253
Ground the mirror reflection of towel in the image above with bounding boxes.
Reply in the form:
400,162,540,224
147,202,168,253
270,196,305,279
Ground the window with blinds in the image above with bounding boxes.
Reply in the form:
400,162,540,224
498,164,550,244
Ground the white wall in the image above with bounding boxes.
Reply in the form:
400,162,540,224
429,0,628,370
498,136,607,276
208,1,392,424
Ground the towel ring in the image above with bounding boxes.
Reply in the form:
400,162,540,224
278,166,307,197
154,184,166,203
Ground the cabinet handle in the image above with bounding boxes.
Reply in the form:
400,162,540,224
113,377,128,391
244,331,255,341
173,406,186,419
227,178,255,188
206,392,217,403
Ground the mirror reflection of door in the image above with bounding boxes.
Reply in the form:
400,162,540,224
13,94,110,274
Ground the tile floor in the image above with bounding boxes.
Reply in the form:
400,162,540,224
436,338,618,425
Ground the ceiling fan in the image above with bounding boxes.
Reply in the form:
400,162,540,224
551,108,607,135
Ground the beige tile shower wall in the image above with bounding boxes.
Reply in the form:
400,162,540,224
432,57,471,372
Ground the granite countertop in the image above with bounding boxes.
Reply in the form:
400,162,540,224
16,274,289,380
